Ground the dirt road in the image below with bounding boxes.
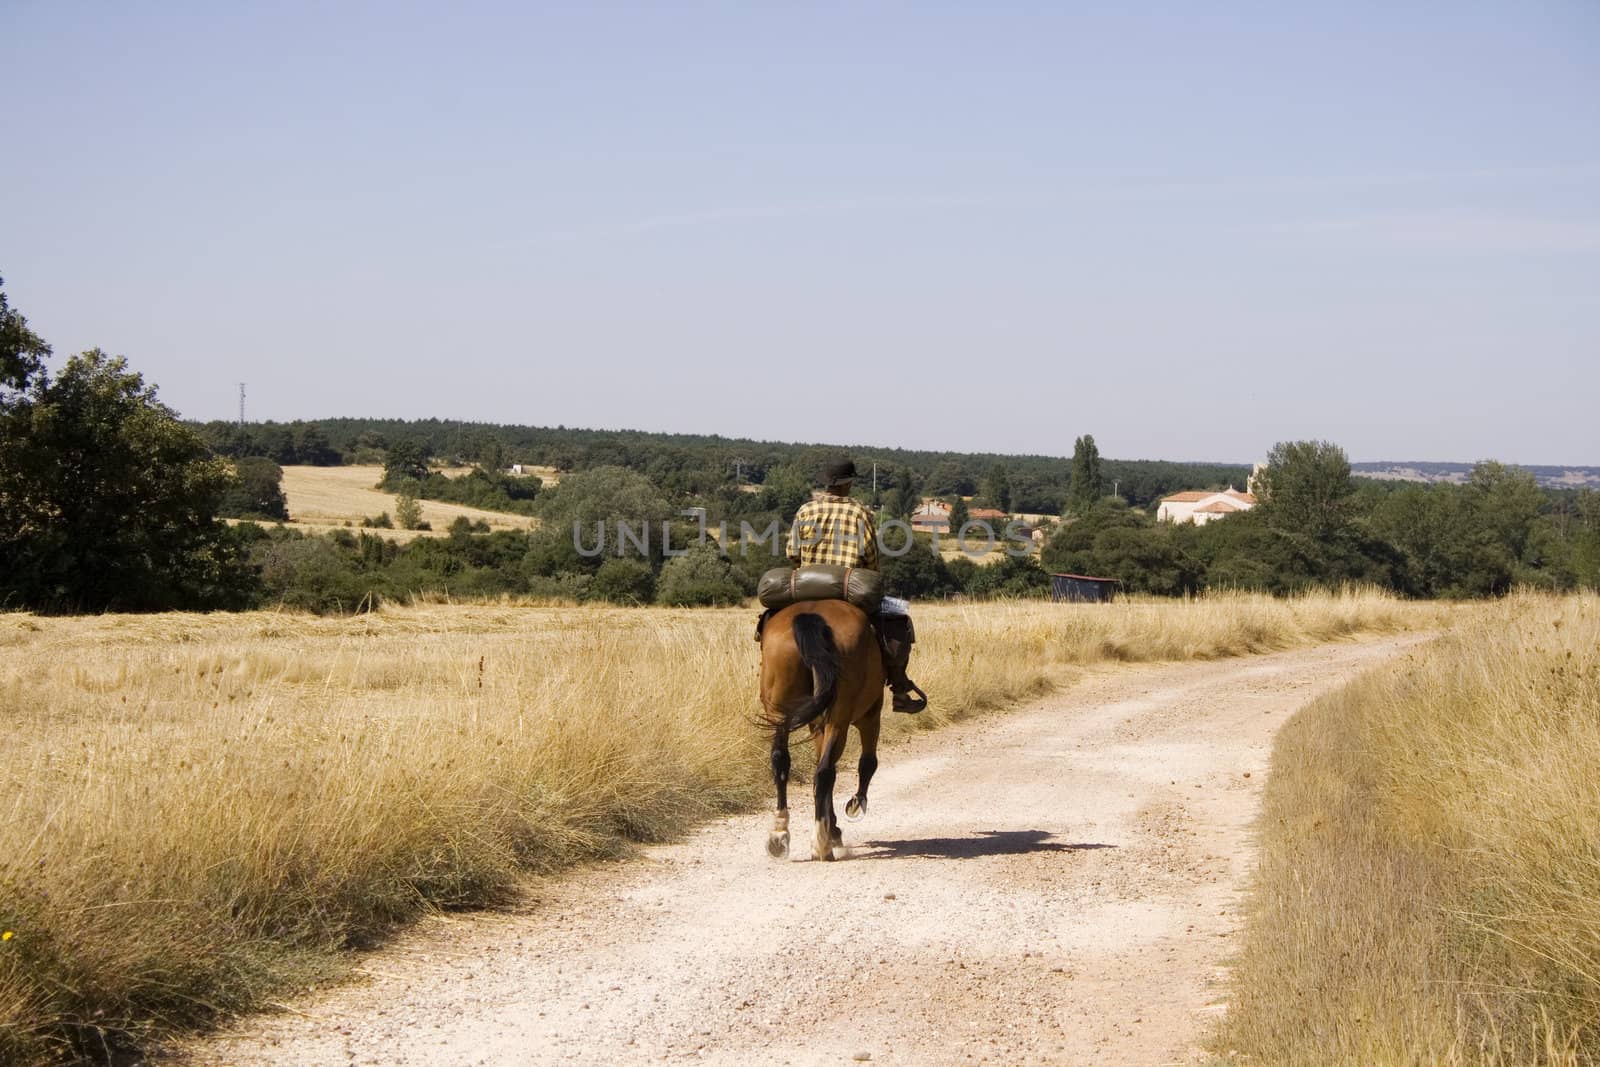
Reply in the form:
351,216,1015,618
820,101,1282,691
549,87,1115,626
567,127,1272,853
179,635,1425,1066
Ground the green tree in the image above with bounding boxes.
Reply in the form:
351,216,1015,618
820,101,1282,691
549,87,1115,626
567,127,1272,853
879,538,960,598
1255,440,1354,537
293,423,341,465
948,495,970,530
0,274,50,395
979,463,1011,512
218,456,289,520
478,438,506,473
926,460,974,497
1571,489,1600,590
382,438,431,488
533,465,672,529
759,464,813,519
893,466,924,518
1464,461,1545,567
1069,435,1103,514
394,491,423,531
0,348,257,610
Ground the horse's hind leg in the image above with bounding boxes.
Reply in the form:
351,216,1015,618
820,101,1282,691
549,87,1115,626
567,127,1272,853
812,724,847,861
767,725,791,859
845,708,881,821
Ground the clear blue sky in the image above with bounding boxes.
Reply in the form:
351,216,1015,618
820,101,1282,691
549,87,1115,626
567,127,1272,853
3,1,1596,464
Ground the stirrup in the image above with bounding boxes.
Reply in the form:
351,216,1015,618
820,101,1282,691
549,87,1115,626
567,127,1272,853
891,684,928,714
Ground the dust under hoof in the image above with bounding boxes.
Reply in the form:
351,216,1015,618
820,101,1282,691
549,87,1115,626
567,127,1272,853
844,795,867,821
766,831,789,859
814,822,837,861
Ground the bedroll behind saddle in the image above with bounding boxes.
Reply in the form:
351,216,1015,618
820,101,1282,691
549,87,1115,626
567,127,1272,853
757,564,884,616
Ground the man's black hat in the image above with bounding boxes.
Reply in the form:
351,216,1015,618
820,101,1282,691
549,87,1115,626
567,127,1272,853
823,457,857,485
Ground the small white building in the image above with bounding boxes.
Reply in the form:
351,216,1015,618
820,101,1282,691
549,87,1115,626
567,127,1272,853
1156,488,1257,526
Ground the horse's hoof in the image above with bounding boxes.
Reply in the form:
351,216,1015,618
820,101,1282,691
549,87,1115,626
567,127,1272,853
844,796,867,822
830,827,844,848
814,822,836,861
767,831,789,859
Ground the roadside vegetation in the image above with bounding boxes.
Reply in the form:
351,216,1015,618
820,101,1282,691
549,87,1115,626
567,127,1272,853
1215,592,1600,1065
0,590,1429,1062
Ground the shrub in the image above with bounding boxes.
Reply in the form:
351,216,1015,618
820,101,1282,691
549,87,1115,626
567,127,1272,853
256,537,383,614
656,545,747,606
589,558,656,604
394,493,423,531
880,540,960,599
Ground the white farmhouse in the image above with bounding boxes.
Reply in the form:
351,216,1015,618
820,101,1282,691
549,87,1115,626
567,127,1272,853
1156,488,1257,525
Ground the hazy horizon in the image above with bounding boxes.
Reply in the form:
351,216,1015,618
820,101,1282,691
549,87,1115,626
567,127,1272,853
3,2,1596,466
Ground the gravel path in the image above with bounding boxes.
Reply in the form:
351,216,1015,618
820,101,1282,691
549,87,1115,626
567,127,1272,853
175,635,1425,1066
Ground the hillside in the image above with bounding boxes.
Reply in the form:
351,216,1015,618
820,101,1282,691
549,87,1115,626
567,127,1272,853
195,417,1252,513
1354,460,1600,488
277,466,538,539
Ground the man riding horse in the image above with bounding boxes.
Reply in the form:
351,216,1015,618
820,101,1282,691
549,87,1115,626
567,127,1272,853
782,457,926,714
757,457,928,861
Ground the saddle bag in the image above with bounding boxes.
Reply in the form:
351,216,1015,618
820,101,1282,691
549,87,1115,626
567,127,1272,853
757,564,884,615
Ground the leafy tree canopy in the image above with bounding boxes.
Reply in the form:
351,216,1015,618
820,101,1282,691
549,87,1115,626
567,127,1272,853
218,456,289,521
0,275,50,395
1069,434,1104,514
1254,440,1354,536
0,348,255,611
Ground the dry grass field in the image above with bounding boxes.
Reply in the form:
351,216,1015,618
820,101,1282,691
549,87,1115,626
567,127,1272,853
277,466,538,538
1214,592,1600,1066
0,591,1430,1061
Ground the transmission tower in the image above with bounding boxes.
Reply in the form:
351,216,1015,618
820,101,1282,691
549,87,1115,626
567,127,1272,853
238,382,247,427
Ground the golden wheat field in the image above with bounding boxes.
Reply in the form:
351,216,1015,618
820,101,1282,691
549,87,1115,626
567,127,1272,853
0,591,1430,1061
1214,592,1600,1066
276,465,538,538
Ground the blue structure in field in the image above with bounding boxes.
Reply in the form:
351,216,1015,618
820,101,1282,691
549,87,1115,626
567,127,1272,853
1050,573,1121,603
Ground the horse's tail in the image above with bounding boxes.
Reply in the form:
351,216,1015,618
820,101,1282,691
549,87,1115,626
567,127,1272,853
784,612,840,731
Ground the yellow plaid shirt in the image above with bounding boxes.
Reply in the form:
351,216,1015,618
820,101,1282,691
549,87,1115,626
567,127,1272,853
786,493,880,570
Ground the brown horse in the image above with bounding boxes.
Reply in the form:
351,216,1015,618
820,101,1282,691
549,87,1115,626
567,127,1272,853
759,599,885,861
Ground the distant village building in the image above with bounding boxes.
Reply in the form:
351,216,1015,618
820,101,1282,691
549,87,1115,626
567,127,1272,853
908,500,1019,537
909,498,954,535
1156,488,1257,526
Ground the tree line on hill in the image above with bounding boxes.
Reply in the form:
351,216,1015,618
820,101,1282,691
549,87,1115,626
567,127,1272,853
4,276,1597,613
192,415,1250,514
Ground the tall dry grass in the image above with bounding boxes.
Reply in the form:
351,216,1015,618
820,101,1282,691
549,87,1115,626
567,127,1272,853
1214,592,1600,1065
0,590,1427,1061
